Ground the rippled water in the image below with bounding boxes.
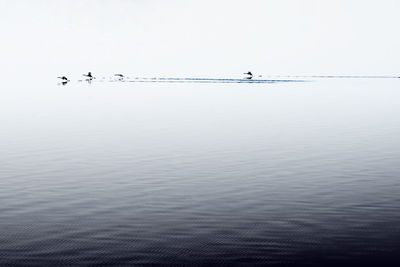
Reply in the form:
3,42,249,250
1,78,400,266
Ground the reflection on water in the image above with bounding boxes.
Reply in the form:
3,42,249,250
1,78,400,266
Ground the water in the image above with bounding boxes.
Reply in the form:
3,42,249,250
1,77,400,266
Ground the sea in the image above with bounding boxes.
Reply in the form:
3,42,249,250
1,76,400,266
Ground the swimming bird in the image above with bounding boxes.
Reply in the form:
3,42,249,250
57,76,69,81
244,71,253,79
83,72,94,79
114,74,125,80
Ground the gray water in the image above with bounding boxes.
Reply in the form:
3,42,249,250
1,78,400,266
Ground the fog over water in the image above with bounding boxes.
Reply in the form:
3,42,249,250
1,0,400,266
1,0,400,77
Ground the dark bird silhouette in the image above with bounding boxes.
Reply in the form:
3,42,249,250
57,76,69,81
83,72,94,79
244,71,253,79
114,74,125,80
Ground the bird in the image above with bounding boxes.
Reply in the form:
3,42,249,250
244,71,253,79
114,74,125,80
57,76,69,81
83,72,94,79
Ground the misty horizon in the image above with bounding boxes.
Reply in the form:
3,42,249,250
1,1,400,266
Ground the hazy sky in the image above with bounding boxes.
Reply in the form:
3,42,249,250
1,0,399,77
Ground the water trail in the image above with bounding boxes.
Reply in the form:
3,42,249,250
94,77,306,84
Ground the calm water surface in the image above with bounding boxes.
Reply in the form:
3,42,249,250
1,78,400,266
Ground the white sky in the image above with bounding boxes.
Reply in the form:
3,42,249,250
1,0,399,77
